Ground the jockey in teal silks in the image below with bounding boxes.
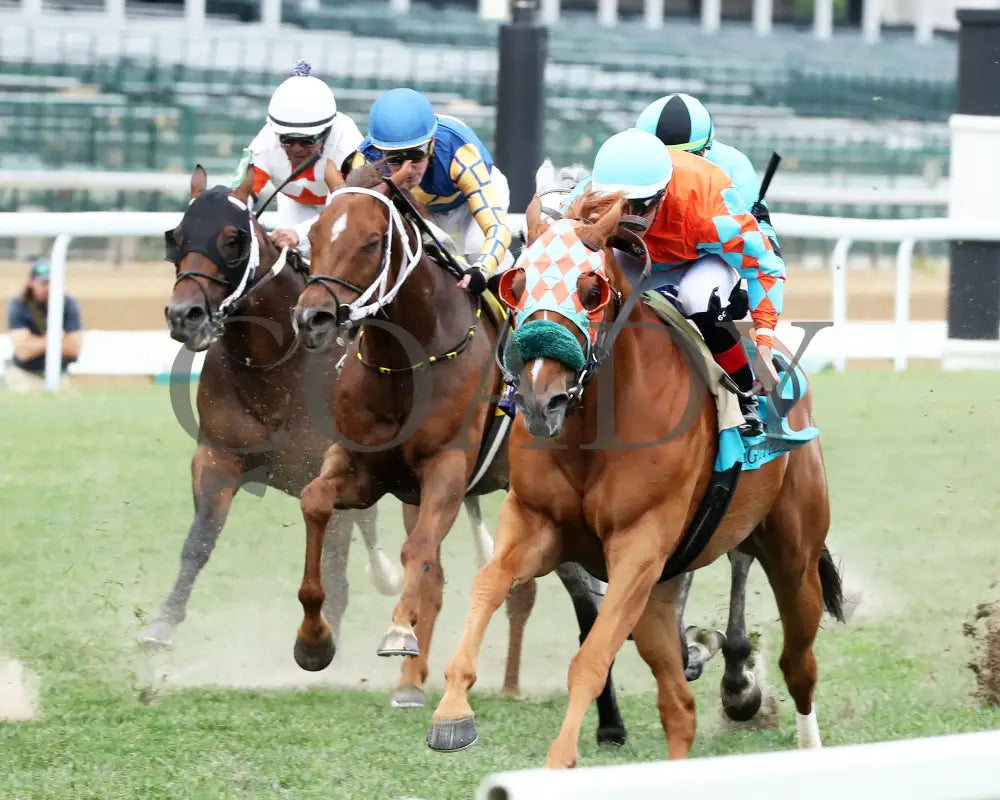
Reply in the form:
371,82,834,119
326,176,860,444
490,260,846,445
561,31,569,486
636,93,782,258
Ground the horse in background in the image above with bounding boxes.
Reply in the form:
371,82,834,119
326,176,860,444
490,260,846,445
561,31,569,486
428,191,845,767
140,162,399,651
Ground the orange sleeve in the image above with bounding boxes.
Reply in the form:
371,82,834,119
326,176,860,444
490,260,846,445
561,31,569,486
252,165,270,195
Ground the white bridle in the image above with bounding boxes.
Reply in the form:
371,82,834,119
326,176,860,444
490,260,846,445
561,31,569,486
324,185,424,322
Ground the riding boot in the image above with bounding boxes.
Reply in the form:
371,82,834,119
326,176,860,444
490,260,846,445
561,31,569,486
688,289,764,438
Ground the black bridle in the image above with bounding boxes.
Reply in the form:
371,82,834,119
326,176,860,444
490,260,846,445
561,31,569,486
166,185,305,353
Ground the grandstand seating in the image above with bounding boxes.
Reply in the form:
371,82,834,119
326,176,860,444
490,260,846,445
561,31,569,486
0,1,954,217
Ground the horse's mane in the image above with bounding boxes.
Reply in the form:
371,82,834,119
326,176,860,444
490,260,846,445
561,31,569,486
344,159,428,219
565,189,626,250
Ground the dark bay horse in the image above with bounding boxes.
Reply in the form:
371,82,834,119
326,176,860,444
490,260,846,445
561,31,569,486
139,163,399,650
288,161,627,739
428,192,845,767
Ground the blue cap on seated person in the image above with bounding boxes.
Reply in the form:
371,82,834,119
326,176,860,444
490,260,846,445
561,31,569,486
29,259,51,281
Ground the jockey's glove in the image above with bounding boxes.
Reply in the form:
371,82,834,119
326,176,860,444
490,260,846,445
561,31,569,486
462,264,489,295
749,200,772,226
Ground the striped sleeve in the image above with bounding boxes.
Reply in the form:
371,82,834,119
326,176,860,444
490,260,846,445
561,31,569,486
696,185,786,345
449,143,512,277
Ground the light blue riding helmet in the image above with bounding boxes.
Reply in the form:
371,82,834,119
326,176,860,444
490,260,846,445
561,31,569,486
636,93,714,152
367,87,439,150
590,128,674,200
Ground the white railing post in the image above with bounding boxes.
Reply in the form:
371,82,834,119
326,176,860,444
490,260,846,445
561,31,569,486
830,236,852,372
862,0,881,44
391,0,411,13
914,0,934,45
261,0,282,28
21,0,43,16
597,0,617,27
752,0,772,37
644,0,663,30
540,0,560,25
105,0,125,24
185,0,205,27
893,239,915,372
813,0,833,41
44,235,72,393
701,0,721,34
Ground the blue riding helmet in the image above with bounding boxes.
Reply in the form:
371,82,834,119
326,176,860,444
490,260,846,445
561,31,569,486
636,92,714,152
367,88,439,150
590,128,674,200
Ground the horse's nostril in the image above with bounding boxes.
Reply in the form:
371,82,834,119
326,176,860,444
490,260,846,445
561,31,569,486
546,393,569,414
184,305,207,323
310,310,337,330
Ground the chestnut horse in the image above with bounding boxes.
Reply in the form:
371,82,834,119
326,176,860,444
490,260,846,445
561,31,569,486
140,163,398,650
288,161,628,737
428,191,845,767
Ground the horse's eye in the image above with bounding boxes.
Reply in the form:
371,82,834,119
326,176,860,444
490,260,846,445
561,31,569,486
360,238,380,253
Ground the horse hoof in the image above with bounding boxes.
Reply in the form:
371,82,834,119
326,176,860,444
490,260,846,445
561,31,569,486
684,660,704,682
377,626,420,657
596,725,627,747
427,716,479,752
294,634,335,672
390,686,426,709
722,682,763,722
137,618,175,649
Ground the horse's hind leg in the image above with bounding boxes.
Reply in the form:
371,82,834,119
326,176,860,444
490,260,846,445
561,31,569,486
139,445,242,648
753,447,843,748
320,511,354,647
355,505,402,596
675,571,724,682
720,547,763,721
555,562,627,747
631,577,697,760
464,495,495,568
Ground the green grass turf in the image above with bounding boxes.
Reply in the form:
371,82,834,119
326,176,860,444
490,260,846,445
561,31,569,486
1,370,999,799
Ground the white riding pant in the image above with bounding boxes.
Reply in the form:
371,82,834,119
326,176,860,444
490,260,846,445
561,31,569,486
663,254,742,318
429,166,515,271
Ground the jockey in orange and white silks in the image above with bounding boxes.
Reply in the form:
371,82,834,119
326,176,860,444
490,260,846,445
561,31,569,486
563,128,787,438
231,60,363,260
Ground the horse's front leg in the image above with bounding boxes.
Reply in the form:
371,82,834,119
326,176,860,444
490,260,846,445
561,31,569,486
139,444,243,647
546,510,676,769
294,444,355,671
377,450,467,661
428,490,558,751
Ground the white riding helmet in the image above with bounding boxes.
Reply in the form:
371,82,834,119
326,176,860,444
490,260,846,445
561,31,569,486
267,60,338,137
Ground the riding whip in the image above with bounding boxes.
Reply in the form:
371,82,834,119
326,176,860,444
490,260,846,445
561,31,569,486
254,149,323,219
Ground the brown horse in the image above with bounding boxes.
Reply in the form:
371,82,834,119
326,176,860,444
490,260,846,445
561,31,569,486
288,161,629,736
428,191,845,767
139,163,399,650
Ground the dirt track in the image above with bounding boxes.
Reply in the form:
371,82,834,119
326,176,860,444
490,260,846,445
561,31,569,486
1,258,950,332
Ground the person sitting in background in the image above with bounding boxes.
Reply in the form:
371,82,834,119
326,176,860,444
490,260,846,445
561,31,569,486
3,258,83,391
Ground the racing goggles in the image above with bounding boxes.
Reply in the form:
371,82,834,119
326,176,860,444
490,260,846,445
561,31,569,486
624,188,665,217
279,131,326,147
379,143,432,166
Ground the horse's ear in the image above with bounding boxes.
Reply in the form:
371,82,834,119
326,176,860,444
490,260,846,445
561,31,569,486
190,164,207,199
525,195,546,245
232,161,256,205
324,159,344,192
390,160,412,188
589,196,623,246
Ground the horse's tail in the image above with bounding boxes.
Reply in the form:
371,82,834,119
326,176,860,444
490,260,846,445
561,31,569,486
818,546,846,623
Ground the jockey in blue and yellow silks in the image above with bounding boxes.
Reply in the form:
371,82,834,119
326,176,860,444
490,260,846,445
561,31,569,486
351,88,513,295
636,92,782,257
